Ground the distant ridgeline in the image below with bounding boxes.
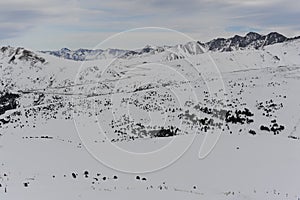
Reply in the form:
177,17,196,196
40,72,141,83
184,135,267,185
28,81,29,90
40,32,300,61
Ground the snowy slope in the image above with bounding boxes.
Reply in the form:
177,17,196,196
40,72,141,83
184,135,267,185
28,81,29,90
41,48,128,61
1,37,300,200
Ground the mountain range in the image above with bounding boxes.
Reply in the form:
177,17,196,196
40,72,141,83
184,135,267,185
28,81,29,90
40,32,300,61
1,31,300,199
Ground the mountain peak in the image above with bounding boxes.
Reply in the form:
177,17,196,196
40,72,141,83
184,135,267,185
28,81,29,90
267,32,285,37
205,31,290,52
246,32,261,36
264,32,287,46
0,46,46,65
245,32,262,40
61,48,71,52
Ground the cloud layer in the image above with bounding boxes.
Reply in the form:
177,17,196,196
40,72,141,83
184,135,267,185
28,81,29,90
1,0,299,49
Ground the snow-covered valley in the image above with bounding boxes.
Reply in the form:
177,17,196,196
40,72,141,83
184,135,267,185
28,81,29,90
1,33,300,200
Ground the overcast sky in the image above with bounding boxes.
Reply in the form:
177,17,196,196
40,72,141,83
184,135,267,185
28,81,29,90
1,0,300,50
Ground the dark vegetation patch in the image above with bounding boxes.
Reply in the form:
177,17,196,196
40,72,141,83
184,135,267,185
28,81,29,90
260,120,285,135
256,100,283,117
225,108,254,124
0,91,21,127
194,104,254,125
194,104,228,120
0,91,20,115
249,129,256,135
288,135,299,140
154,126,179,138
22,135,53,139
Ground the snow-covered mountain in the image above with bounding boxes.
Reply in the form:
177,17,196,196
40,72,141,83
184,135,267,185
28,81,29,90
1,46,46,65
40,32,299,61
1,33,300,200
1,34,300,119
40,47,128,61
205,32,299,52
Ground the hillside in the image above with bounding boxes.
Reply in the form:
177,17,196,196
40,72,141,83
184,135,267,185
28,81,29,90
0,36,300,199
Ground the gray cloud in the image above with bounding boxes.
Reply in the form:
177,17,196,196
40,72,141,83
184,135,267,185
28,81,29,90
0,24,33,40
0,0,299,49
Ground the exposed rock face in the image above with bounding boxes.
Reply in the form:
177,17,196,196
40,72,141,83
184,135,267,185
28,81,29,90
205,32,288,52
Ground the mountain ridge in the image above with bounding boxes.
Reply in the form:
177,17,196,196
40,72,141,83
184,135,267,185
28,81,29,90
39,32,300,61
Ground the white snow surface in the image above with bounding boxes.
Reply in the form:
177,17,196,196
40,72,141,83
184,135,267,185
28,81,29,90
0,39,300,199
